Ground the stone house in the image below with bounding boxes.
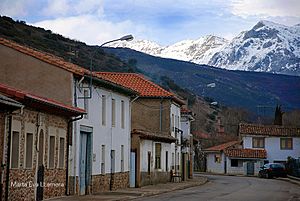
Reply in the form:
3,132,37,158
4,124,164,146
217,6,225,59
204,140,266,175
0,38,137,196
0,83,85,201
180,108,195,180
96,72,185,187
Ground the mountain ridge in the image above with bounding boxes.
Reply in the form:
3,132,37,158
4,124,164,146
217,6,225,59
109,20,300,76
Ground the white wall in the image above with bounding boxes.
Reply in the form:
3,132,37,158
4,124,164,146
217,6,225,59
140,140,172,172
71,83,131,177
226,158,244,175
206,152,225,174
243,136,300,162
170,103,181,171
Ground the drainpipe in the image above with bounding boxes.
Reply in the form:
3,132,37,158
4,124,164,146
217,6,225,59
4,114,12,201
66,115,84,196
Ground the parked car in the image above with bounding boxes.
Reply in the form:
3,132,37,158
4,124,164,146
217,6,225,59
258,163,287,179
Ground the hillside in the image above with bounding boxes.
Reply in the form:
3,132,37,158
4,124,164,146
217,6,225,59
104,47,300,113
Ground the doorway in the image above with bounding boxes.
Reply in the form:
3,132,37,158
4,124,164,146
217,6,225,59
36,130,44,201
79,130,92,195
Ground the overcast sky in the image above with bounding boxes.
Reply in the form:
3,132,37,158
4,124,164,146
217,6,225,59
1,0,300,45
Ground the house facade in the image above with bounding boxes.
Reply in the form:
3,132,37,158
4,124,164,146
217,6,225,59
180,108,195,180
95,73,184,187
239,123,300,163
0,38,136,197
69,75,136,195
204,140,266,175
0,83,85,201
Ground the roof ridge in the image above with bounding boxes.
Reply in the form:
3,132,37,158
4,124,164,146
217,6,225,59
0,37,87,75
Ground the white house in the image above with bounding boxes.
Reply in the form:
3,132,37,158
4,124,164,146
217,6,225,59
69,74,137,195
239,123,300,163
94,72,185,187
204,140,266,175
180,108,195,180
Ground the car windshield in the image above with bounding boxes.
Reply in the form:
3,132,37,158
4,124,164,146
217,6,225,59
270,163,284,168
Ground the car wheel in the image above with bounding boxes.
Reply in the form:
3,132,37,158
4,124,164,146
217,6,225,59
267,173,273,179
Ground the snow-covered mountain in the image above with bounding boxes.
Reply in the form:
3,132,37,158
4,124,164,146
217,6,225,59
109,20,300,76
209,21,300,75
109,35,228,64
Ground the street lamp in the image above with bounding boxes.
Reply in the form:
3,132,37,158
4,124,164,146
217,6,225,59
81,34,134,99
100,34,134,47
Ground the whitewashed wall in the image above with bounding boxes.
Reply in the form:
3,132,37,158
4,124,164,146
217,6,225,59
140,140,172,172
170,103,181,171
206,152,225,174
226,158,244,175
243,136,300,162
70,83,131,177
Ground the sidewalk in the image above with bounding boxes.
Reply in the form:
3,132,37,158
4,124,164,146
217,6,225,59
277,175,300,186
47,176,207,201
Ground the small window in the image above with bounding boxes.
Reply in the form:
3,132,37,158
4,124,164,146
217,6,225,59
58,137,65,168
121,100,125,129
101,145,105,174
155,143,161,169
231,159,239,167
11,131,20,168
25,133,34,168
171,114,175,132
121,145,124,172
102,95,106,126
84,89,89,119
252,137,265,148
214,154,221,163
49,136,55,168
112,99,116,127
280,138,293,150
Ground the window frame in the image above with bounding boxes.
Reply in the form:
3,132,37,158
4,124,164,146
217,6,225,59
111,98,116,127
280,138,293,150
58,137,66,168
10,131,20,169
155,143,162,169
24,132,34,169
252,137,265,148
102,95,106,126
121,100,125,129
48,135,56,169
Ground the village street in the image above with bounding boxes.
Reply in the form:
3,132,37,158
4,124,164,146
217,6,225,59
137,174,300,201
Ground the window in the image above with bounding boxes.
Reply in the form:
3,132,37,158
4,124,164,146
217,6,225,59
49,136,55,168
155,143,161,169
231,159,239,167
121,145,124,172
280,138,293,150
214,154,221,163
165,151,168,171
11,131,20,168
121,100,125,129
102,95,106,126
101,145,105,174
58,137,65,168
172,153,175,169
25,133,34,168
171,114,175,132
252,137,265,148
112,99,116,127
177,116,179,129
84,89,89,119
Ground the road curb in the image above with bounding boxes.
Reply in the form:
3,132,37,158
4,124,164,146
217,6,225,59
124,177,208,200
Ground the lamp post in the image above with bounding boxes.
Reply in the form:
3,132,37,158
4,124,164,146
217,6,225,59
84,34,134,99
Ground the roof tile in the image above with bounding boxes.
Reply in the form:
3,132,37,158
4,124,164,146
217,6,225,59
204,140,240,151
225,148,267,159
239,123,300,137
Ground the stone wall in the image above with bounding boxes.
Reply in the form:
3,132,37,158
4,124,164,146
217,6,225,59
1,108,68,201
140,171,170,186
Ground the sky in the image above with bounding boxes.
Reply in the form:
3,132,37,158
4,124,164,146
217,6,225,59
1,0,300,46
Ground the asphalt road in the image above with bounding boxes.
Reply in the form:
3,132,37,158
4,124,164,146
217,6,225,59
137,174,300,201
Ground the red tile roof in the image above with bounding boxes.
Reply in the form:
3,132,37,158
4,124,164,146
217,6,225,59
204,141,240,152
239,123,300,137
0,38,88,76
132,129,176,143
0,83,85,116
96,72,185,105
225,148,267,159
